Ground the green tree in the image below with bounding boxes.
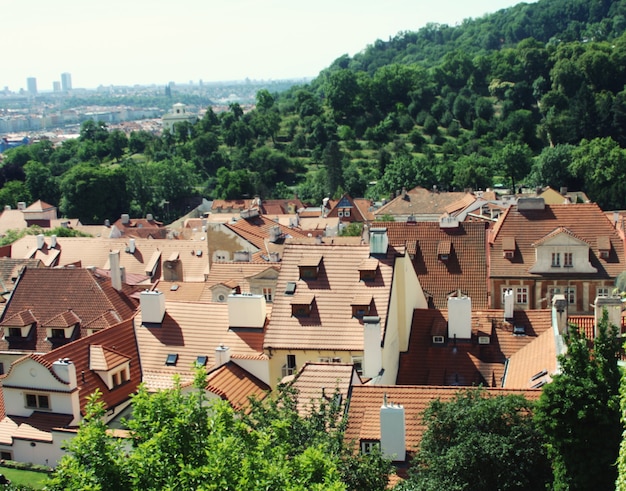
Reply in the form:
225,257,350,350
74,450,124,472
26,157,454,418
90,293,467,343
398,389,550,491
535,310,622,491
0,180,31,208
491,142,532,192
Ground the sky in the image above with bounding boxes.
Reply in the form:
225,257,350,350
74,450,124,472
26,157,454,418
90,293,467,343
4,0,535,91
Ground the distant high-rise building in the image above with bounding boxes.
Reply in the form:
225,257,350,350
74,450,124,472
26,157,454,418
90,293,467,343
53,81,61,92
61,72,72,91
27,77,37,95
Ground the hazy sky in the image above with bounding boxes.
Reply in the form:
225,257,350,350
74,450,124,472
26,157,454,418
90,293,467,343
4,0,535,91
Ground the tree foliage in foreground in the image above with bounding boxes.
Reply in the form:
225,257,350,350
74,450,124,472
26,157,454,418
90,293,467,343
47,370,392,491
535,310,622,491
396,388,551,491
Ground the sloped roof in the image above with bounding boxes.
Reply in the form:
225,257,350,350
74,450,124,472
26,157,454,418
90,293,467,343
397,308,553,386
490,203,625,278
264,243,394,351
206,361,270,412
9,235,209,282
289,362,360,416
380,221,489,309
202,263,280,302
0,268,139,353
503,328,558,389
0,258,42,294
224,215,308,251
374,187,468,219
134,301,266,391
37,318,141,415
344,385,541,461
0,412,74,444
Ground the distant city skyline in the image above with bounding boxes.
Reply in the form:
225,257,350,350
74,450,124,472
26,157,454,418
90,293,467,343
5,0,535,92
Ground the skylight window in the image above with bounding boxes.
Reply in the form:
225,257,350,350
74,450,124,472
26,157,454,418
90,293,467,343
196,355,208,367
165,353,178,366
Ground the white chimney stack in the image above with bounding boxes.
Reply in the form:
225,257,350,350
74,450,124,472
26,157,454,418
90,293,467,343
363,316,383,378
504,289,514,319
36,234,45,250
228,293,266,328
52,358,77,387
594,296,622,337
380,396,406,461
128,238,136,254
215,344,231,367
109,250,123,291
448,295,472,340
50,234,57,248
140,290,166,324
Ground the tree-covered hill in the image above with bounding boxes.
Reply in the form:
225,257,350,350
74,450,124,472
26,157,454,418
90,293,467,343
3,0,626,223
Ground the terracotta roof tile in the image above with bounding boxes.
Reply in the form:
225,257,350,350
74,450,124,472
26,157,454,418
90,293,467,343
374,187,469,219
344,385,541,460
503,328,557,389
397,308,553,386
134,301,266,391
264,244,394,351
490,203,625,278
380,221,489,309
206,362,270,412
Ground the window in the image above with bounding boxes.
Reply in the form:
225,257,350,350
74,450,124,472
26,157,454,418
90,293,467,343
25,393,49,410
262,287,273,303
8,328,22,338
338,211,344,217
112,368,129,388
196,355,208,366
292,304,312,317
282,354,297,377
352,356,363,375
516,287,528,304
343,209,351,217
165,353,178,366
551,252,561,267
361,440,380,454
565,287,576,304
0,451,11,461
563,252,573,267
319,357,342,363
433,335,445,344
51,328,65,339
360,269,376,282
299,267,317,280
352,305,370,318
597,287,610,298
548,287,561,303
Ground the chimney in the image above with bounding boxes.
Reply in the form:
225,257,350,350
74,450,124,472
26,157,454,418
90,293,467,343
228,293,267,328
447,295,472,340
52,358,77,387
104,218,111,227
128,238,136,254
560,187,568,196
380,395,406,461
362,223,370,244
121,213,130,225
268,252,280,263
109,250,123,291
215,344,231,367
146,213,154,221
552,294,568,335
369,228,388,256
503,289,514,320
593,295,622,337
36,234,45,250
269,225,281,243
517,197,545,211
3,205,10,211
17,201,26,211
50,234,57,249
363,316,382,378
140,290,166,324
233,250,251,262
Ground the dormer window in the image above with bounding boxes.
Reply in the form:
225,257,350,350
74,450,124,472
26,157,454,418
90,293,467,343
291,294,315,317
298,256,322,280
351,295,373,318
551,253,560,267
503,237,515,259
598,236,611,259
437,241,452,261
358,259,379,282
8,327,23,338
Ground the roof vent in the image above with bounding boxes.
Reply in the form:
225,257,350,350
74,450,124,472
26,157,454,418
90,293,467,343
285,282,297,295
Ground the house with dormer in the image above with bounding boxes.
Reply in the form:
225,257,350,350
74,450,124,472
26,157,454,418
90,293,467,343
0,260,140,370
202,262,280,304
489,199,625,313
0,317,141,465
263,228,427,387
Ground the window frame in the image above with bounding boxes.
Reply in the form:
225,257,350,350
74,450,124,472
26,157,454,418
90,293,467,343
516,287,528,305
551,252,561,267
25,393,50,410
563,252,573,267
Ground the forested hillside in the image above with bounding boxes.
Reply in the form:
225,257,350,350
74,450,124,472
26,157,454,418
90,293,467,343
3,0,626,223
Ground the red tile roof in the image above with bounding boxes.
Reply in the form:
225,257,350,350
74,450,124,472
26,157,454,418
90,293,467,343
490,203,625,278
380,221,489,309
0,268,139,353
344,385,541,461
264,244,395,351
206,361,270,412
374,187,469,219
397,308,553,386
225,215,308,251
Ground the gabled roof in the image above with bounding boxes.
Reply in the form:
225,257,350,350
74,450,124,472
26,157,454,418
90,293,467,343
373,187,469,219
206,361,270,412
37,318,141,415
0,268,139,353
397,308,553,386
9,236,209,282
380,221,489,309
134,301,266,391
531,227,588,247
503,328,558,389
490,203,625,278
264,243,394,351
0,258,42,295
202,263,280,302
